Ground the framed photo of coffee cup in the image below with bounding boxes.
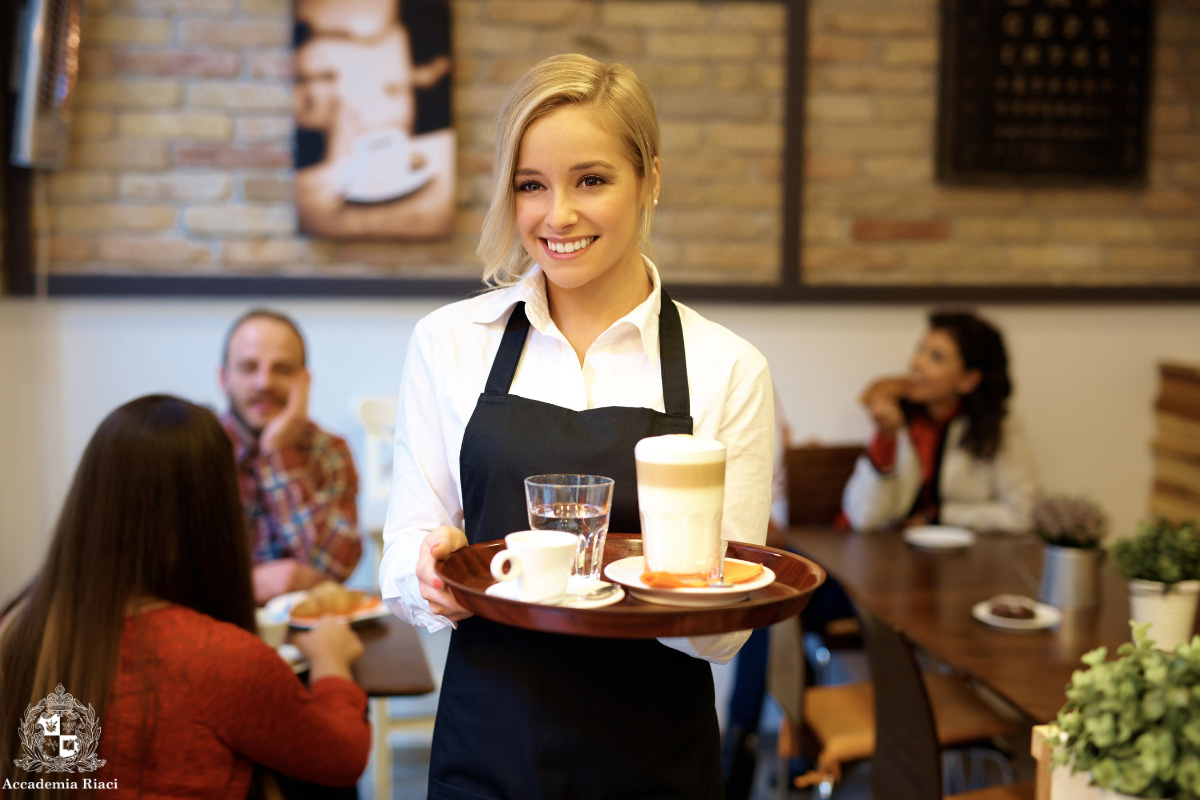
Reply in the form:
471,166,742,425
292,0,454,239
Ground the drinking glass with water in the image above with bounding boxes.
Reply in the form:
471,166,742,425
524,475,615,581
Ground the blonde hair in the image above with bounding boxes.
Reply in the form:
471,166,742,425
477,53,661,287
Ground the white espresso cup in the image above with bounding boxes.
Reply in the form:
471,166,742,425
489,530,578,602
635,434,727,578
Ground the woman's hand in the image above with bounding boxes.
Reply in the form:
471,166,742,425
417,526,472,622
293,617,363,683
866,394,904,438
860,375,908,438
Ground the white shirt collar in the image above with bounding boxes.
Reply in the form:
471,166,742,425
466,257,666,367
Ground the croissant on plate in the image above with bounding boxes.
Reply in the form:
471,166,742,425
290,581,369,619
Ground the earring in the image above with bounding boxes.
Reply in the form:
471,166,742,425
653,199,659,207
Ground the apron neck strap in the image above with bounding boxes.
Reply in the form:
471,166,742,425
483,291,690,419
657,288,690,418
484,302,531,395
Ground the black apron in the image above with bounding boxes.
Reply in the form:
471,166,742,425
428,291,724,800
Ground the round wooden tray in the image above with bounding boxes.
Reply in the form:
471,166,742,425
436,533,826,638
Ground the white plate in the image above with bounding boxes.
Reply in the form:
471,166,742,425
903,525,977,550
485,575,625,609
276,643,308,674
603,557,776,608
265,590,390,629
972,598,1062,631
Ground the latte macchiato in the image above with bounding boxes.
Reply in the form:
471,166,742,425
635,434,726,577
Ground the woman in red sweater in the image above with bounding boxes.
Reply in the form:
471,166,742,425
0,395,370,798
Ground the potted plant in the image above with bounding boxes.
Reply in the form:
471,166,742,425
1111,518,1200,651
1035,495,1108,609
1051,622,1200,800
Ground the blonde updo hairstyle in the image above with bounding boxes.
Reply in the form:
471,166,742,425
477,53,661,287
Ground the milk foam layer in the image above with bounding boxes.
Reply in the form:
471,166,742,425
635,433,726,463
635,435,726,575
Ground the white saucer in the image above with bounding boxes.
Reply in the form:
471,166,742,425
485,575,625,609
603,556,775,608
343,161,435,204
903,525,977,550
971,597,1061,631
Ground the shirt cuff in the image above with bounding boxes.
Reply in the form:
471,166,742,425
658,629,752,665
378,533,456,634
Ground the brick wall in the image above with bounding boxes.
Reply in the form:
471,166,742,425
46,0,786,285
803,0,1200,286
36,0,1200,288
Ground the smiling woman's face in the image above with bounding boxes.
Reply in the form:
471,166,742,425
512,104,656,297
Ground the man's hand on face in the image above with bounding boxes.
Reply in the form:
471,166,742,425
259,368,312,455
253,557,324,604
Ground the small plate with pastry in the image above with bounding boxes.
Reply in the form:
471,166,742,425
266,581,388,629
971,594,1061,631
604,557,776,608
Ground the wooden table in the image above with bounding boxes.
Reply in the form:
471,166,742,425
785,527,1142,724
293,615,435,698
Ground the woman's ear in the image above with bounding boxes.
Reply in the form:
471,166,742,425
957,368,983,396
650,156,661,206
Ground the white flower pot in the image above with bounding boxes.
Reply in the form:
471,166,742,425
1050,764,1143,799
1128,579,1200,651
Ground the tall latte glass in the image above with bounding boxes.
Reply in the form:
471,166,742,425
635,434,726,578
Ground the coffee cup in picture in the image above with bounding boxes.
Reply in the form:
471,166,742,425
635,434,727,578
489,530,578,602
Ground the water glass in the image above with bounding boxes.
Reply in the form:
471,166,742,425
709,538,730,584
524,474,615,581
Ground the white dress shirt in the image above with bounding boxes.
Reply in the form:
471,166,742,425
379,258,775,663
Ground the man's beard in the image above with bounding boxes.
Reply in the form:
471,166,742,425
227,392,282,437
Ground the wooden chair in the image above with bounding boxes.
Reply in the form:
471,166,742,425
767,608,1028,799
354,396,438,800
856,604,1036,800
785,443,863,527
784,442,865,658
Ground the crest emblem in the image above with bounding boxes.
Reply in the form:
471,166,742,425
13,684,106,773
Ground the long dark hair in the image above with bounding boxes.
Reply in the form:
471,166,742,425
908,310,1012,460
0,395,254,797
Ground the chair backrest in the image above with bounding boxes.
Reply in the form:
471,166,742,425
856,601,944,800
786,443,863,526
354,395,398,576
355,395,398,502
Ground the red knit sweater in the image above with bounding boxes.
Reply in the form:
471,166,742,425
91,605,369,798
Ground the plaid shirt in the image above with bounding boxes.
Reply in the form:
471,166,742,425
221,413,362,580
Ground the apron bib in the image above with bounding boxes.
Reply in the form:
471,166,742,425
428,290,723,800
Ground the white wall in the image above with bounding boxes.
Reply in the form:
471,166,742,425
2,298,1197,597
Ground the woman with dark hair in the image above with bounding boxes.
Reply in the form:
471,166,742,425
843,310,1040,533
0,395,370,798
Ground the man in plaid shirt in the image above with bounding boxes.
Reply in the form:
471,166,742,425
218,309,363,603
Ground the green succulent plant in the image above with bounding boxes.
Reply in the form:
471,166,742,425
1053,622,1200,799
1110,518,1200,587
